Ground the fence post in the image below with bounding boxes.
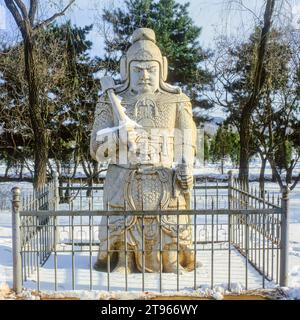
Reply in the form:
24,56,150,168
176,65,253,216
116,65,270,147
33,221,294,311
11,187,22,294
227,171,233,291
228,171,233,210
280,186,289,287
53,171,59,249
53,171,59,210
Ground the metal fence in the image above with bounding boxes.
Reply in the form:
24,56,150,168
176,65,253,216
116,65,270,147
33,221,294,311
11,171,289,294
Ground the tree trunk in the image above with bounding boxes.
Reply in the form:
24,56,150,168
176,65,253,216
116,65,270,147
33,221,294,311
19,163,24,180
221,158,224,175
92,160,99,181
59,178,64,203
259,157,267,198
4,160,11,178
238,0,276,182
239,115,250,181
23,31,49,189
4,1,75,189
271,166,277,182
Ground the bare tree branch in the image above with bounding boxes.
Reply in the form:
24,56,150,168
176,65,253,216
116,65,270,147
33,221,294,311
14,0,29,20
29,0,38,25
34,0,75,30
4,0,26,36
290,172,300,191
249,0,276,108
267,156,284,190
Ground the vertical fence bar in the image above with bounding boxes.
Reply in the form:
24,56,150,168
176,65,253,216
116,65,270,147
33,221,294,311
228,170,233,290
262,214,265,289
177,199,180,292
29,204,33,274
258,203,261,271
89,215,93,291
53,171,59,249
54,215,57,291
36,215,40,291
205,179,208,241
159,204,162,293
228,171,233,210
21,198,25,283
276,212,280,284
254,194,258,269
216,181,219,242
71,215,75,290
271,211,275,281
124,202,128,292
193,179,197,290
280,186,289,287
245,213,249,290
26,215,30,278
211,211,214,290
30,195,34,272
12,187,22,294
141,199,144,292
107,202,110,292
228,213,232,291
142,215,145,292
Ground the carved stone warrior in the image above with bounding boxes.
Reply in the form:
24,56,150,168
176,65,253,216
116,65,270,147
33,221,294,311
90,28,197,273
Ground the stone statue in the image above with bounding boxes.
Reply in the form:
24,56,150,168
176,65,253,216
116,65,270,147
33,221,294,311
90,28,197,273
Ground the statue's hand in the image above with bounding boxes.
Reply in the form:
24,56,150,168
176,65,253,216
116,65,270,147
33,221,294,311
118,121,138,153
176,165,194,190
100,76,115,93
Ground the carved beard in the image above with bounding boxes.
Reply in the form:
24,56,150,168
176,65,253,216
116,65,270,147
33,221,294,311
139,83,153,94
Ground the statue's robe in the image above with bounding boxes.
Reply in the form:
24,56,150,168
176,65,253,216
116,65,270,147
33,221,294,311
90,89,197,272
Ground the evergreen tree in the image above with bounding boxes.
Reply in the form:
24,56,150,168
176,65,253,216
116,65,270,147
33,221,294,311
203,133,210,165
100,0,213,119
209,125,240,172
43,23,100,181
0,23,100,181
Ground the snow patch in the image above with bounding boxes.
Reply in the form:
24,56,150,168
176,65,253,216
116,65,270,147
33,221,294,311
287,287,300,300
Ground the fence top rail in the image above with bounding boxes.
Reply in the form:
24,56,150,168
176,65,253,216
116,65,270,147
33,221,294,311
19,208,282,217
194,185,227,190
58,185,228,191
231,186,281,209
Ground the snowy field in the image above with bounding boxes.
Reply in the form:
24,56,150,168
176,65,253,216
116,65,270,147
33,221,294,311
1,162,300,299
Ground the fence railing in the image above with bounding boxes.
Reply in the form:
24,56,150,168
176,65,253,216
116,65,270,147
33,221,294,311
11,171,289,294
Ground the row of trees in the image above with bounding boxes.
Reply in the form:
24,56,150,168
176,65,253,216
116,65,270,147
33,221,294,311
1,0,300,194
210,4,300,192
0,0,214,187
205,121,297,196
0,21,100,185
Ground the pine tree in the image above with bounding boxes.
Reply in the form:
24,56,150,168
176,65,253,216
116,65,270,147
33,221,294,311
37,22,100,181
209,125,239,173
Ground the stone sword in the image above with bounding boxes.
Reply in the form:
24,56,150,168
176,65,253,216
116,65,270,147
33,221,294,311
98,76,141,152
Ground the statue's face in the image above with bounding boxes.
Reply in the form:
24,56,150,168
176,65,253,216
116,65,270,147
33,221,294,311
129,61,160,94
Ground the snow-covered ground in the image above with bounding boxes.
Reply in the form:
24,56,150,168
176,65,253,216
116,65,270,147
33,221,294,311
0,206,279,299
1,162,300,299
194,159,300,182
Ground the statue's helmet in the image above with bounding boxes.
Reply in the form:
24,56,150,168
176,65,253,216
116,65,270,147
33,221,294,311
120,28,168,82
